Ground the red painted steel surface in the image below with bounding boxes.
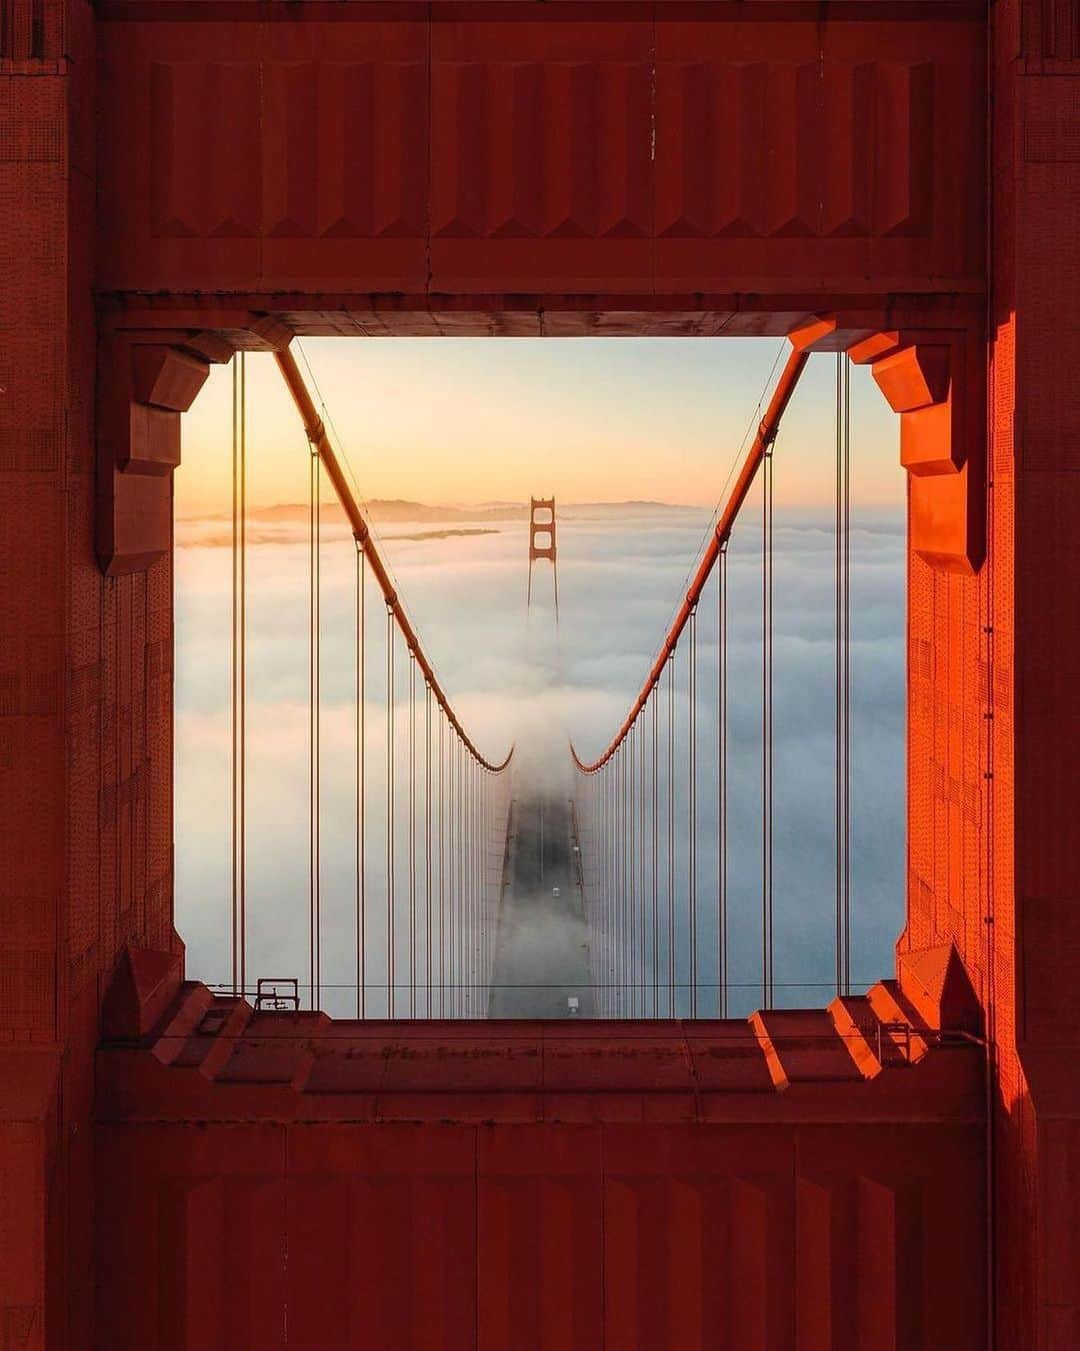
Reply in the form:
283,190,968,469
3,0,1080,1344
94,984,986,1350
93,1,986,316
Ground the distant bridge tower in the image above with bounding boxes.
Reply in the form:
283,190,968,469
528,496,559,616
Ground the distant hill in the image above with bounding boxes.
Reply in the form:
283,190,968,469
181,498,694,525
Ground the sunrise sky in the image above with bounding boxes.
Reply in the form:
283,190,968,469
175,336,907,1011
178,338,902,517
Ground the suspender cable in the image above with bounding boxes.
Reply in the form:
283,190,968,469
609,754,616,1010
453,738,460,1015
615,742,622,1011
597,766,603,1014
637,718,646,1015
439,712,446,1017
667,653,676,1016
638,715,646,1016
762,444,774,1010
622,748,629,1011
651,694,659,1018
607,761,614,1015
473,763,478,994
449,731,456,1017
836,354,852,997
240,354,247,998
718,546,729,1018
477,761,482,1004
695,610,704,1014
480,766,486,991
610,752,617,1010
844,360,851,997
460,741,466,1015
598,765,606,1013
409,655,417,1017
616,756,624,1010
622,738,628,1012
613,757,619,1015
356,546,366,1018
628,725,637,1015
494,778,499,984
470,761,476,1008
386,606,395,1017
425,684,433,1016
231,359,237,996
465,752,472,1015
482,768,488,992
613,750,621,1011
231,353,247,997
461,749,467,1017
835,355,843,998
462,743,468,1016
309,430,321,1011
632,725,639,1013
481,772,486,994
604,764,611,1011
487,770,492,988
623,747,630,1012
594,772,602,1011
462,746,467,1007
615,756,620,1015
473,760,478,1008
487,772,492,991
610,756,617,1012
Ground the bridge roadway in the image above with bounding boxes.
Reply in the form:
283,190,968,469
488,793,595,1018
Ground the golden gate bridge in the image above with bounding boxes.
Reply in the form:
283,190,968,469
6,0,1072,1330
211,330,865,1028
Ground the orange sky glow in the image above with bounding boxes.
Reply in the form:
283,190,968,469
178,338,902,519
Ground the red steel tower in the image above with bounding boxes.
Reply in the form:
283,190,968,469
2,0,1078,1343
527,496,559,614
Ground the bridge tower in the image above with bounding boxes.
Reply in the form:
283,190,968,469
4,0,1080,1341
527,496,559,615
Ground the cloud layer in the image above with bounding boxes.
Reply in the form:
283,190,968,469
175,501,906,1019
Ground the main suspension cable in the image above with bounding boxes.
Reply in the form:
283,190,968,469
570,346,808,773
275,350,511,774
